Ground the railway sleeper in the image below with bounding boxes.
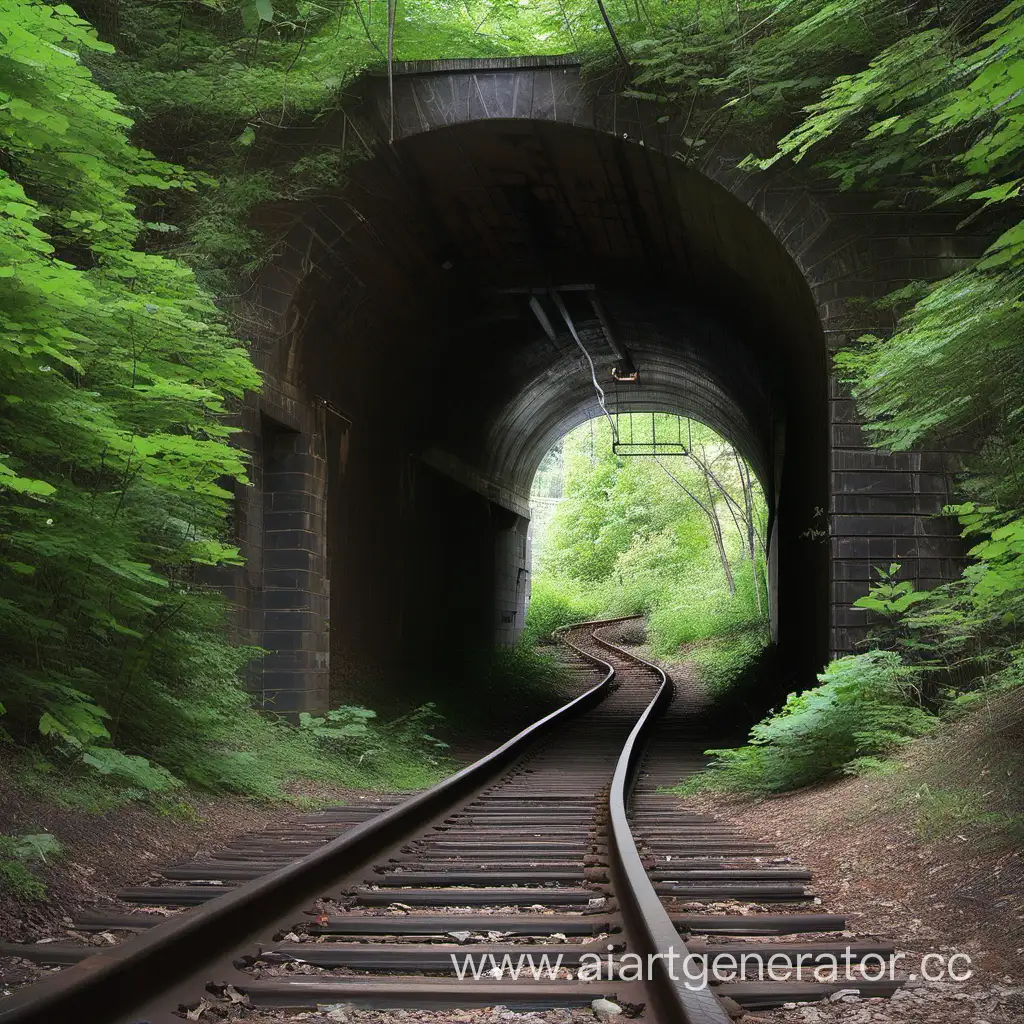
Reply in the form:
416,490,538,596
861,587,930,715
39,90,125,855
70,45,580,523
351,886,602,906
369,870,608,885
673,913,847,934
212,977,644,1011
305,915,618,937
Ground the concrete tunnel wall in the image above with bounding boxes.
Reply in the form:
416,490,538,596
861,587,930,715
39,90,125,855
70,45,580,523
222,58,981,715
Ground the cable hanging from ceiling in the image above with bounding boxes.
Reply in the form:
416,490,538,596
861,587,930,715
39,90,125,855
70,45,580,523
549,290,619,445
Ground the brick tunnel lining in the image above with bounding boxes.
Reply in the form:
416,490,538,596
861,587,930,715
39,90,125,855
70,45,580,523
249,117,832,711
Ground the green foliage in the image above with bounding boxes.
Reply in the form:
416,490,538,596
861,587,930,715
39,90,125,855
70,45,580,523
853,562,932,654
0,2,446,805
300,702,449,759
858,507,1024,704
82,0,575,294
0,0,263,792
150,695,449,798
527,416,770,692
80,746,182,792
646,559,765,659
0,832,62,900
520,576,602,645
300,705,377,741
854,563,931,620
685,651,938,794
688,617,772,698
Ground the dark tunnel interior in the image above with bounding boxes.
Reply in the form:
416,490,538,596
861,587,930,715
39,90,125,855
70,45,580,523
264,117,831,705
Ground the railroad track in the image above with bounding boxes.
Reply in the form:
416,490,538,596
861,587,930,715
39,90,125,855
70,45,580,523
0,618,902,1023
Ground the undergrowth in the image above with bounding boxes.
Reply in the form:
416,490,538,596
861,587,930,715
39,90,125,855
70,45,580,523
0,833,62,901
898,685,1024,851
520,577,602,647
14,698,451,813
425,644,581,736
687,619,773,697
680,651,938,795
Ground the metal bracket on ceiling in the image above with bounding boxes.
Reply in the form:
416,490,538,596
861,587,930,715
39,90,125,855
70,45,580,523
587,291,637,381
528,295,558,343
316,396,353,425
494,285,638,380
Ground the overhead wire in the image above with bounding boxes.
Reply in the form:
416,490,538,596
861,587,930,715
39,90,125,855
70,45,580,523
387,0,397,144
549,289,619,445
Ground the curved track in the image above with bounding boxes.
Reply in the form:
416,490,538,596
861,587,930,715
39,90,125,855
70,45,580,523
0,619,901,1024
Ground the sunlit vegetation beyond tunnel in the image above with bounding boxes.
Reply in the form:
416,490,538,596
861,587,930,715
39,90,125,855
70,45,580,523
526,416,770,699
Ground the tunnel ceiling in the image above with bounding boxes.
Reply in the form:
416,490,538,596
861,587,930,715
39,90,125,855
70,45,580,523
279,116,828,507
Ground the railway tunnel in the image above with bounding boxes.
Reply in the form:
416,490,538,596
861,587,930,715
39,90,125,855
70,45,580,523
235,59,968,715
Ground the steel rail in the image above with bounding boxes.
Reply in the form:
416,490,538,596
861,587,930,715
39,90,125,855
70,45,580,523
562,623,733,1024
2,615,739,1024
0,661,615,1024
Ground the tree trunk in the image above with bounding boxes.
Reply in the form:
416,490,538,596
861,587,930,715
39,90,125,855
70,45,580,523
702,462,736,597
655,457,735,596
737,454,761,614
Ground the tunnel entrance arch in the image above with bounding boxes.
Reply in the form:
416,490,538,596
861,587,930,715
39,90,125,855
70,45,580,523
525,409,773,653
233,58,970,713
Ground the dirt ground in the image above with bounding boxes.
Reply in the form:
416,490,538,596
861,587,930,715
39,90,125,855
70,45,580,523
674,772,1024,1022
0,759,412,999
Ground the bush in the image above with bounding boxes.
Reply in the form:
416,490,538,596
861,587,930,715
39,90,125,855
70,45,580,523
522,577,602,645
646,559,765,658
683,651,938,794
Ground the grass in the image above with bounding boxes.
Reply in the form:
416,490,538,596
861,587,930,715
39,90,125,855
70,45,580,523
153,707,453,800
0,833,62,901
688,620,773,697
898,687,1024,850
520,576,602,646
10,697,454,823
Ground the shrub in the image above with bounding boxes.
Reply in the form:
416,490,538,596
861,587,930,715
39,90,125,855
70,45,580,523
683,651,938,794
153,699,451,799
522,577,602,645
646,559,765,656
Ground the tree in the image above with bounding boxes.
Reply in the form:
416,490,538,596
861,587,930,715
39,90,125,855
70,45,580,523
0,1,259,781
